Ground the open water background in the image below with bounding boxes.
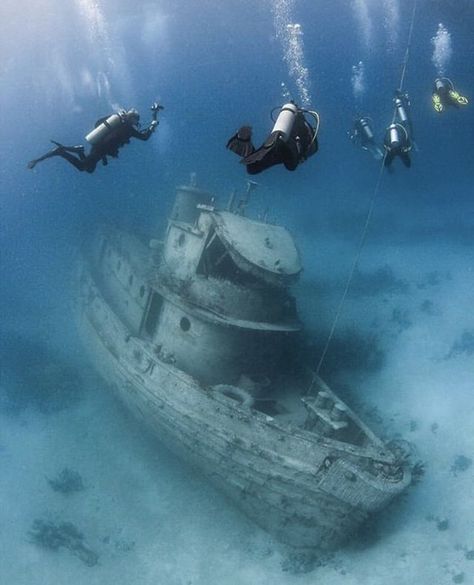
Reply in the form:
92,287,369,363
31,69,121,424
1,0,473,583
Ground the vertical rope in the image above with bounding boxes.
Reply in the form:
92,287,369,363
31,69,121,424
314,0,418,380
315,157,386,376
398,0,418,93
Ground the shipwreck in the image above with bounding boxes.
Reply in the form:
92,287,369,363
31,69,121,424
77,178,411,549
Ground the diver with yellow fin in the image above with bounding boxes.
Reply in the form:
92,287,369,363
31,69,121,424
227,102,319,175
28,103,162,173
432,78,469,113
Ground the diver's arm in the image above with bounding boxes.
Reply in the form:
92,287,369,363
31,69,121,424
129,121,158,141
131,102,163,140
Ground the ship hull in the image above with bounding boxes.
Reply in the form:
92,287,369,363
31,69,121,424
78,265,410,550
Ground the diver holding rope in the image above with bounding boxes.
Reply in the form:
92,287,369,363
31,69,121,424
226,102,319,175
28,103,163,173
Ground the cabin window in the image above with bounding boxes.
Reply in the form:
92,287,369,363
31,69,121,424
180,317,191,332
129,274,134,287
178,233,185,247
139,285,146,298
142,292,163,337
117,260,121,271
197,229,259,286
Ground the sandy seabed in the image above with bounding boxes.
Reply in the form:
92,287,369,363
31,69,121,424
1,236,473,585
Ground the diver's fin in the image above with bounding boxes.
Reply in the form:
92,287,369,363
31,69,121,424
432,92,443,113
369,145,384,161
27,144,64,169
226,126,254,158
51,141,85,154
449,90,469,106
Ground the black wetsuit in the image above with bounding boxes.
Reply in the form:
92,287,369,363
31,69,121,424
227,111,318,175
28,116,156,173
350,118,383,160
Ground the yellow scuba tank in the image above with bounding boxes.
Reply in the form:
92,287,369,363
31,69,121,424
85,113,123,145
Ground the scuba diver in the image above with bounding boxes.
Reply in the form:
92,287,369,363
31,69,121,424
28,103,163,172
383,89,414,168
226,102,319,175
348,115,383,161
393,90,414,142
383,123,412,168
432,78,469,113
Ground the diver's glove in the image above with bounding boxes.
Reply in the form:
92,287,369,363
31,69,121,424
151,102,164,113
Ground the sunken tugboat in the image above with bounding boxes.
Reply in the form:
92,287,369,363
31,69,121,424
78,178,411,549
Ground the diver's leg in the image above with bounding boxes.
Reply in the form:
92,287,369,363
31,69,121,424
27,146,65,169
246,147,284,173
282,141,299,171
368,143,384,161
243,140,285,173
384,152,394,167
51,141,85,157
55,150,89,172
400,153,411,168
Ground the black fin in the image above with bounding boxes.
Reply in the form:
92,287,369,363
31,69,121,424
226,126,254,158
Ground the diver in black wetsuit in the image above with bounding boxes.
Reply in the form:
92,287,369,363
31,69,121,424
226,102,319,175
383,90,414,169
348,115,383,161
28,103,163,173
432,78,469,113
383,123,412,168
393,90,414,143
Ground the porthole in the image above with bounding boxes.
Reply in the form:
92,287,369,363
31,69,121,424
139,285,146,298
180,317,191,332
178,233,185,247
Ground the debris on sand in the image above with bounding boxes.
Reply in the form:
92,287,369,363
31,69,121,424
47,468,85,494
28,519,98,566
451,455,472,476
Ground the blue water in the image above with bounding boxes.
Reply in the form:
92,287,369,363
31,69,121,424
1,1,473,583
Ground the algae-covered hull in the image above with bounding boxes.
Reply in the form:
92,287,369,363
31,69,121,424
77,182,411,549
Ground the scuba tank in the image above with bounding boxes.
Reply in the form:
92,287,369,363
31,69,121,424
85,113,123,145
394,94,409,124
359,117,374,140
387,123,401,148
271,102,299,142
435,77,454,93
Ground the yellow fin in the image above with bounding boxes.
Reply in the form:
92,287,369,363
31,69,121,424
432,93,443,112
